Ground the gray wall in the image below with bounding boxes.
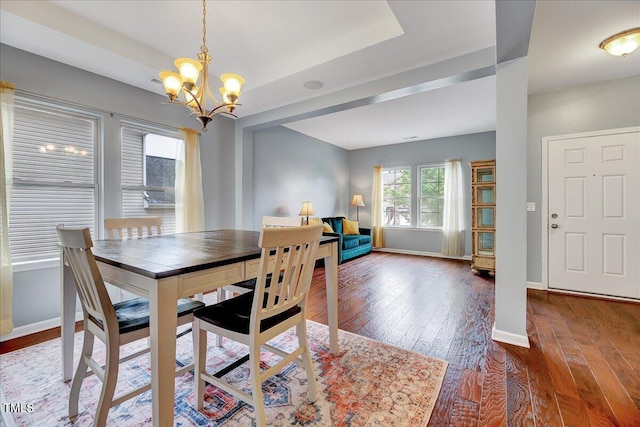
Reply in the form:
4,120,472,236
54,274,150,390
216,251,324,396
200,118,237,230
1,44,236,328
252,126,348,229
347,131,496,255
527,75,640,284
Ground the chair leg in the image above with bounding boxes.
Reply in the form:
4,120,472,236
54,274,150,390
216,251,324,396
296,322,317,402
94,339,120,427
249,346,266,427
193,319,207,411
69,330,95,417
215,289,225,347
216,287,226,303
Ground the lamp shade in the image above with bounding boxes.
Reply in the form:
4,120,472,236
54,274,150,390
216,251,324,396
174,58,202,86
299,201,314,216
350,194,365,207
220,73,245,94
159,71,183,98
220,73,245,104
184,86,200,108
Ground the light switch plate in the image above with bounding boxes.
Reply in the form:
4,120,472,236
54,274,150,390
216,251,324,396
526,202,536,212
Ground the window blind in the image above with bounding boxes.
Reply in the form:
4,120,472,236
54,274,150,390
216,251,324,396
9,101,98,263
121,126,143,186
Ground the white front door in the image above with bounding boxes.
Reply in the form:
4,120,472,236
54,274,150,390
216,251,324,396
548,128,640,299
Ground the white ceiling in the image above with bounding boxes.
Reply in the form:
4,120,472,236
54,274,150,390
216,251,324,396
1,1,638,150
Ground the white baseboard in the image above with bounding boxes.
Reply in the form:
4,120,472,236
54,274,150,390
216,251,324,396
492,323,530,348
527,281,546,290
0,311,83,342
547,287,639,303
374,248,472,261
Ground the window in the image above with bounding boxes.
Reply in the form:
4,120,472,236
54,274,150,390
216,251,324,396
419,165,445,227
121,125,181,234
383,168,411,226
9,99,98,263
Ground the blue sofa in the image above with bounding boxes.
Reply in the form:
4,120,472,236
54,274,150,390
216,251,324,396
321,216,372,264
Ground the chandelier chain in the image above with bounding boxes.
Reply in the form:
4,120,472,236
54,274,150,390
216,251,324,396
201,0,208,53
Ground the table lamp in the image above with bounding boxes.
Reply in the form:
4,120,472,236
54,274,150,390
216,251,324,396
299,201,314,225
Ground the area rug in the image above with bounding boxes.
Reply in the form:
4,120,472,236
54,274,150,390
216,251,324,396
0,321,447,426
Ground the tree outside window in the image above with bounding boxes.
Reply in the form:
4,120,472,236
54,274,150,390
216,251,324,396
419,165,445,227
383,168,411,226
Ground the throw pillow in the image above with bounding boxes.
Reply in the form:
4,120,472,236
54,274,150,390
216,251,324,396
322,222,334,233
342,219,360,235
307,217,322,226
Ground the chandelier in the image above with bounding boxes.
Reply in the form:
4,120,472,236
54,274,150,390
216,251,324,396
159,0,244,131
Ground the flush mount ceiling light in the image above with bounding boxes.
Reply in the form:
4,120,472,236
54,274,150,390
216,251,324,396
159,0,244,131
599,27,640,57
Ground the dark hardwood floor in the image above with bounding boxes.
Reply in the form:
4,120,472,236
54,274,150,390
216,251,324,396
307,252,640,427
3,251,639,426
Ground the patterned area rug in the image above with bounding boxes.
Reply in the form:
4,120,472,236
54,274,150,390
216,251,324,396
1,321,447,426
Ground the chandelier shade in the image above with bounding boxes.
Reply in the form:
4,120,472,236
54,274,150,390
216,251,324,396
159,0,245,131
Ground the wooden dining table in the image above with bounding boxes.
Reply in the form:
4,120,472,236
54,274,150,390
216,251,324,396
60,229,339,427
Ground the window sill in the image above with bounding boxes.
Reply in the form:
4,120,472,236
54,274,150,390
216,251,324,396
12,258,60,273
385,227,443,232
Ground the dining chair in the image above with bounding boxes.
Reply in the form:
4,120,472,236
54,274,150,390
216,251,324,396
105,217,204,305
192,224,323,426
104,216,162,239
261,215,303,228
219,216,302,297
211,216,304,347
104,217,165,302
56,225,205,427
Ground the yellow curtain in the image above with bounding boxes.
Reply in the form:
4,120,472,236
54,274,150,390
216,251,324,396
175,127,205,233
0,81,15,336
371,165,385,248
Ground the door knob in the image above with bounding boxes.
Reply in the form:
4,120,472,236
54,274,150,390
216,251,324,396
551,224,558,229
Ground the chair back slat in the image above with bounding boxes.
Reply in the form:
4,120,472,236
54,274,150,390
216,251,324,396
252,225,322,324
105,217,162,239
288,242,307,297
57,225,117,332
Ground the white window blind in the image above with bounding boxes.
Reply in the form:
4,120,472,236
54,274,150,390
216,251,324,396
121,126,143,186
121,125,178,234
9,100,98,263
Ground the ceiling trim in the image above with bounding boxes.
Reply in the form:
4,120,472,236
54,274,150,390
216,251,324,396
237,47,496,133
